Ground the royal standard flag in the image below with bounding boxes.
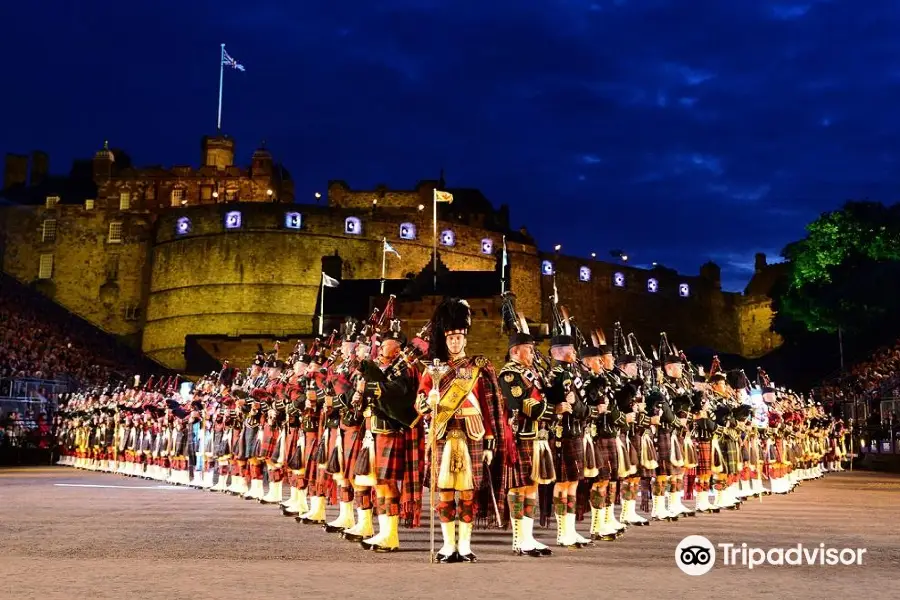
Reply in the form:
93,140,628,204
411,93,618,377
434,189,454,203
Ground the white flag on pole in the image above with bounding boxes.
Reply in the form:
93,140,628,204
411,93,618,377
383,240,401,258
501,235,508,270
322,273,340,288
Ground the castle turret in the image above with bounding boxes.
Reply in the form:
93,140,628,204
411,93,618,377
92,141,114,182
3,153,28,190
755,252,767,273
250,145,273,178
30,151,49,186
202,135,235,169
700,261,721,290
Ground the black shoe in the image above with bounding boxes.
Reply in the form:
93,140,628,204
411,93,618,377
538,546,553,556
514,548,544,557
359,540,374,550
323,524,345,534
343,532,365,542
373,544,398,553
435,551,459,563
458,552,478,563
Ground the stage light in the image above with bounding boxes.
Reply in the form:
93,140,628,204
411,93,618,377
285,212,302,230
679,283,690,297
345,216,361,234
481,239,493,254
579,266,591,282
541,260,554,275
225,211,242,229
647,278,659,293
176,217,192,235
440,229,455,246
400,222,416,240
613,272,625,287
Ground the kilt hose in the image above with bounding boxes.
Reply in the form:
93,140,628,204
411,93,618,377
593,436,617,481
375,431,407,483
695,440,712,476
553,437,584,483
301,431,320,493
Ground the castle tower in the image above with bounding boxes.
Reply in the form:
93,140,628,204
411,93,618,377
202,135,235,169
92,141,114,182
3,153,28,190
30,151,49,186
250,144,273,179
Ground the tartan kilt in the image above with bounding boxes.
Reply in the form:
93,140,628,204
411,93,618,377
302,431,319,481
696,440,712,475
317,427,340,485
657,431,684,477
593,436,617,481
431,434,485,490
631,434,655,479
260,426,280,461
554,437,584,483
508,437,535,488
376,431,406,483
341,425,363,481
284,426,302,471
723,438,740,475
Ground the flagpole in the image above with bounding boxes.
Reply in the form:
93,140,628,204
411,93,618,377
217,43,225,131
501,235,507,295
319,272,325,336
432,189,438,292
381,237,387,295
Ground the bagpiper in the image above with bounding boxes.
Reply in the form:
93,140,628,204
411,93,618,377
496,292,554,557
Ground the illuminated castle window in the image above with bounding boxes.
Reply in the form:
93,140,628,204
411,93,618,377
225,211,242,230
285,212,302,230
224,187,239,202
345,217,361,235
440,229,455,246
175,217,192,235
541,260,554,275
613,272,625,287
679,283,690,298
399,222,416,240
481,238,493,254
647,278,659,293
579,266,591,282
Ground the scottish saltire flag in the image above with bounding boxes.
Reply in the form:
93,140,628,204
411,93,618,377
223,50,245,71
383,239,401,258
322,272,340,288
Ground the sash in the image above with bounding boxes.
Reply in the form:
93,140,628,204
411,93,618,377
431,364,483,443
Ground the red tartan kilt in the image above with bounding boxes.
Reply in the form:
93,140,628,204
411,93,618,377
302,432,319,481
554,437,584,483
507,438,533,488
430,435,485,490
317,428,340,485
341,425,362,481
261,427,280,461
284,427,301,470
695,440,712,475
593,436,617,481
376,431,406,483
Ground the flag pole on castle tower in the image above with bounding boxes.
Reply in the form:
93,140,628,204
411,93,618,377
501,235,508,295
217,44,225,131
217,44,245,132
432,188,454,292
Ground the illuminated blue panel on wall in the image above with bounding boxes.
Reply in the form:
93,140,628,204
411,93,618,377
541,260,554,275
481,238,493,254
399,222,416,240
647,278,659,293
579,266,591,282
285,212,302,230
679,283,690,298
613,272,625,287
345,216,361,235
224,211,242,230
175,217,192,235
440,229,455,246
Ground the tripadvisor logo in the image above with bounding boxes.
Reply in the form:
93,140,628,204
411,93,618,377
676,536,867,574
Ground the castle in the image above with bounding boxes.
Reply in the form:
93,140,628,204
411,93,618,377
0,136,784,372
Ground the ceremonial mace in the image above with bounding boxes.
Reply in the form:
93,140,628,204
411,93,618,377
425,359,450,564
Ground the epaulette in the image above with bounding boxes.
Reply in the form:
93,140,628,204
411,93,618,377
474,356,489,368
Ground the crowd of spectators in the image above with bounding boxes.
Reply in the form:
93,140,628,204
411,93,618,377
0,409,52,465
814,338,900,426
0,273,147,388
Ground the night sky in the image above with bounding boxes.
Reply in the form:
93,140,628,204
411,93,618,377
3,0,899,292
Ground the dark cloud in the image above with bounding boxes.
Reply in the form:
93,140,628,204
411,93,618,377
2,0,899,291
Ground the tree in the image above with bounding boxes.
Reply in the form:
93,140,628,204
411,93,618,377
773,201,900,338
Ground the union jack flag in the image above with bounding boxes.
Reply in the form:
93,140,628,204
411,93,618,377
223,50,245,72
